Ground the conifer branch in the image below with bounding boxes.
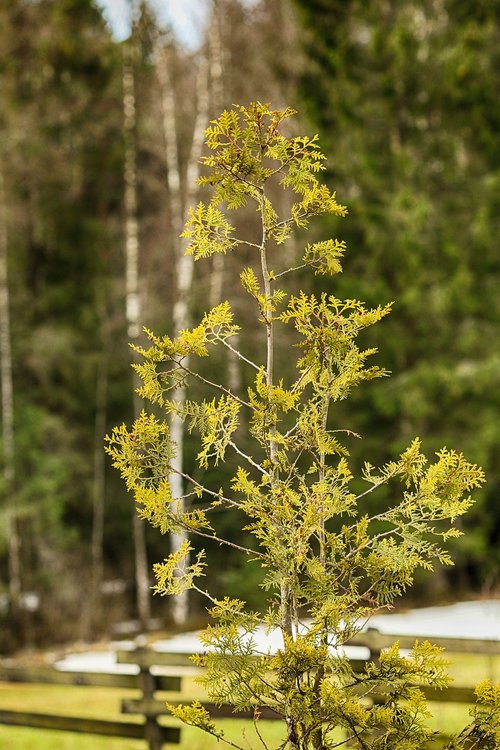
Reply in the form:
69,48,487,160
284,447,306,482
192,584,265,621
236,239,262,250
353,478,393,502
172,468,241,509
189,528,262,557
253,715,270,750
338,710,370,750
272,263,308,279
284,422,300,439
216,335,260,370
341,526,405,563
216,160,261,194
290,363,314,394
173,359,254,410
270,212,308,229
330,733,357,747
229,441,269,476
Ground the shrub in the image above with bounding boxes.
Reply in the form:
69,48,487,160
107,103,498,750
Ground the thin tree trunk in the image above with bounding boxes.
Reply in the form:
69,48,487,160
156,41,210,626
0,163,21,611
123,34,151,629
208,0,224,109
258,186,296,746
208,7,241,397
91,336,108,595
207,2,225,312
79,308,109,640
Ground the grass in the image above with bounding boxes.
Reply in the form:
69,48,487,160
425,651,499,736
0,653,498,749
0,678,286,750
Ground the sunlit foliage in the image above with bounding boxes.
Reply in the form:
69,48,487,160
107,104,495,750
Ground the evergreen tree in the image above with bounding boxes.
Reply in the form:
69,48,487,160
108,103,497,750
0,0,124,642
292,0,500,588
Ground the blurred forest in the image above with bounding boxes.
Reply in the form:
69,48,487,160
0,0,498,651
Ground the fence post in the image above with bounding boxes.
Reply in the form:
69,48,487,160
364,627,382,664
134,643,163,750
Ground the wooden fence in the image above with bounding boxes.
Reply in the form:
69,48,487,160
0,652,181,749
0,629,498,749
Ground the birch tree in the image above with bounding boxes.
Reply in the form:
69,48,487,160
155,27,210,626
123,22,151,628
207,0,225,311
206,1,242,397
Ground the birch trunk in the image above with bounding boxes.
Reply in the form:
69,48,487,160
123,35,151,629
207,4,241,395
0,163,21,609
156,42,210,626
207,5,224,313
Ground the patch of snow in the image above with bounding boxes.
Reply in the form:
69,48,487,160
56,650,138,674
54,600,499,674
370,600,500,640
153,626,371,661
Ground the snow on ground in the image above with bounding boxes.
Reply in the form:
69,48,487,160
152,625,370,661
369,599,500,640
56,647,139,674
55,600,499,674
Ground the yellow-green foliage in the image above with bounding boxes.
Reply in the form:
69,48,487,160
106,104,495,750
443,681,500,749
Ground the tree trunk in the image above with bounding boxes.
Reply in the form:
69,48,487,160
156,38,210,626
79,304,109,640
207,3,241,395
0,163,21,613
123,33,151,630
207,3,225,314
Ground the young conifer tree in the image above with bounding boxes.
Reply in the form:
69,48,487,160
107,103,499,750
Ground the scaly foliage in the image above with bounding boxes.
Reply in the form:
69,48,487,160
106,103,495,750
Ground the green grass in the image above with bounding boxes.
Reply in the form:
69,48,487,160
0,653,498,749
0,726,146,750
0,680,285,750
425,652,499,737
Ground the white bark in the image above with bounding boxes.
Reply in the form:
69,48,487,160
156,40,210,626
0,163,21,607
123,59,141,339
207,6,225,310
207,3,241,395
123,35,151,629
208,0,224,110
156,45,182,237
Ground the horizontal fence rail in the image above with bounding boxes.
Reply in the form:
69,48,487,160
347,627,500,656
0,627,498,748
0,665,139,689
0,652,182,749
0,664,181,691
0,709,180,744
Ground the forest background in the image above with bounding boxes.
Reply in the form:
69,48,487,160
0,0,498,651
